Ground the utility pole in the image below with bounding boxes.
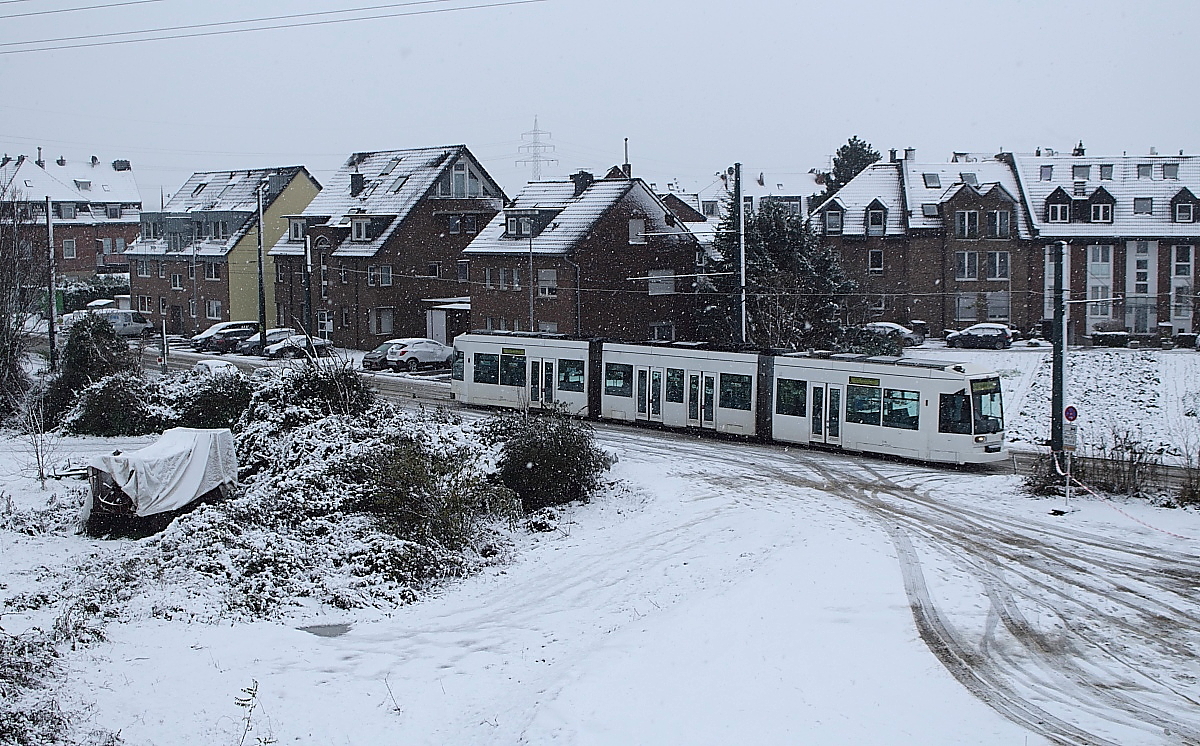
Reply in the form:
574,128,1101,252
734,162,747,344
256,181,268,342
44,196,57,371
528,231,535,331
1051,240,1066,453
302,235,314,337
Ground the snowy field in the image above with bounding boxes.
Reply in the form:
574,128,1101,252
3,346,1200,745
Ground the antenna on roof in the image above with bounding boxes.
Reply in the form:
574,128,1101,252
517,116,557,181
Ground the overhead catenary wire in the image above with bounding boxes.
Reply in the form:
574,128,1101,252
0,0,549,55
0,0,165,20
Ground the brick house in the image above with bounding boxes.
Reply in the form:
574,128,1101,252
1009,148,1200,338
463,169,702,341
125,166,320,336
0,151,141,276
270,146,505,348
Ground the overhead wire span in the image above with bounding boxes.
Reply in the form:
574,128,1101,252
0,0,164,20
0,0,549,54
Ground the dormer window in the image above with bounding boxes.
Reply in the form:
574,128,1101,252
1091,203,1112,223
352,218,370,241
506,216,533,237
824,210,843,235
74,179,91,191
289,219,305,241
59,203,76,219
923,173,941,188
1048,203,1069,223
867,209,885,236
1164,163,1179,179
1176,203,1195,223
1040,165,1054,181
106,204,120,219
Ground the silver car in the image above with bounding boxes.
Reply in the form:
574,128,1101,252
864,321,924,347
385,338,454,372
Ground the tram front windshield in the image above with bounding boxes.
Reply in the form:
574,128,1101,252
971,378,1004,434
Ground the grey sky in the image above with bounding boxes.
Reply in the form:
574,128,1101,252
2,0,1196,203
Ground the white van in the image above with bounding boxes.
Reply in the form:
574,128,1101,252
61,309,153,338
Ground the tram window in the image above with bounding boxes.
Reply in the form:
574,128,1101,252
558,359,585,392
775,378,807,416
665,368,685,403
688,375,699,419
938,392,973,434
971,378,1004,433
499,354,526,387
605,363,634,397
451,351,464,381
473,353,500,385
882,389,920,430
718,373,753,411
846,385,882,426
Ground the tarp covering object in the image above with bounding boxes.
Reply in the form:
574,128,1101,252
88,428,237,517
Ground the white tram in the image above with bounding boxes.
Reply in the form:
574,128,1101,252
450,332,1007,465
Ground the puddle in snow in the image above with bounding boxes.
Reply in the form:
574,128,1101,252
299,623,352,638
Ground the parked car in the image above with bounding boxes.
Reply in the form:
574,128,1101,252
205,326,260,354
235,327,297,356
62,309,153,338
190,321,258,350
362,339,408,371
864,321,924,347
385,338,455,372
946,323,1016,349
264,334,333,359
192,359,241,376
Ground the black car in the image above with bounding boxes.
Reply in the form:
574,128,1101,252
203,326,259,353
945,323,1015,349
235,327,296,356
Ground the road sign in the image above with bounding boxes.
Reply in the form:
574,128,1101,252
1064,405,1078,422
1063,423,1078,452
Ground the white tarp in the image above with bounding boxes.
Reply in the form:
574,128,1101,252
88,428,237,517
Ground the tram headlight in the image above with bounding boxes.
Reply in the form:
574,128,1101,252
974,435,986,443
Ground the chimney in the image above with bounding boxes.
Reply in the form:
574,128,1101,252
570,170,594,197
889,149,898,163
1150,146,1158,156
36,147,44,168
0,155,9,168
622,137,631,177
1072,141,1085,157
91,155,99,167
903,147,916,161
268,172,287,196
350,172,365,197
56,156,66,166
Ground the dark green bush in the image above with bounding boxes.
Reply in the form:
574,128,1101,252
165,371,252,430
480,410,614,512
45,314,138,425
61,372,166,436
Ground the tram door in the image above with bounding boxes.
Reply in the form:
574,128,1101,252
810,383,842,445
635,367,665,422
528,358,555,409
685,371,717,429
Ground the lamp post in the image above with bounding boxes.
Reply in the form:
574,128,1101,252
256,180,268,345
528,229,534,332
1051,240,1067,454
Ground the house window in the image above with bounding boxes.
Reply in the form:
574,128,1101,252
921,204,938,218
650,322,675,341
629,218,646,244
367,266,377,286
1088,245,1112,277
955,251,979,280
518,217,533,236
955,293,981,321
171,273,183,290
986,251,1010,280
158,260,165,278
1089,285,1112,317
1039,165,1053,181
453,162,467,198
137,259,150,277
986,210,1010,238
510,268,521,289
352,219,369,241
824,210,843,234
1177,203,1195,223
316,310,333,340
449,215,462,234
426,262,441,278
702,200,719,217
106,204,120,219
868,249,883,274
1175,245,1193,277
484,267,495,290
1048,203,1069,223
1164,163,1180,180
457,260,470,283
205,299,222,320
289,220,304,241
647,269,675,295
1174,285,1193,319
116,238,125,252
1091,203,1113,222
60,203,76,219
954,210,978,238
1134,198,1153,214
204,262,221,280
960,172,978,187
373,307,395,335
319,256,328,299
986,291,1010,320
188,298,196,318
497,268,509,290
537,321,558,333
159,297,167,314
923,173,941,188
538,269,558,297
339,263,348,284
1100,164,1113,180
137,295,152,313
62,239,76,259
1073,181,1086,196
1072,165,1090,180
464,215,478,234
379,265,391,286
188,263,196,280
1137,164,1152,179
867,209,885,236
341,307,353,328
506,217,518,235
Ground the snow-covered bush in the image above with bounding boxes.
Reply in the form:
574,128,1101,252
158,370,252,430
0,627,66,746
479,409,614,512
60,372,170,436
44,314,140,425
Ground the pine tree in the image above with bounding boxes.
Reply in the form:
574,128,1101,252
824,136,882,196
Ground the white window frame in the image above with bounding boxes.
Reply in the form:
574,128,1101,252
1164,163,1180,180
204,262,221,281
485,267,495,290
1137,164,1152,179
985,251,1010,280
205,299,222,320
955,210,979,238
171,273,183,290
1039,165,1053,181
1174,245,1193,278
1177,203,1195,223
1133,197,1153,215
955,251,979,281
137,259,150,277
137,295,152,313
1089,285,1112,318
457,260,470,283
1048,203,1069,223
986,210,1010,238
866,209,885,236
1091,203,1113,223
379,264,392,287
62,239,76,259
1088,245,1112,278
290,219,305,241
537,269,558,297
352,219,370,242
868,249,884,274
824,210,843,234
367,265,378,287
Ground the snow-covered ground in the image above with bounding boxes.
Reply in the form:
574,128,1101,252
3,345,1200,745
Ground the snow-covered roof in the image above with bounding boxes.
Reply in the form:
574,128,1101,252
901,158,1031,238
165,166,310,213
464,177,634,255
0,153,142,224
1013,153,1200,238
270,146,503,258
810,162,906,236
